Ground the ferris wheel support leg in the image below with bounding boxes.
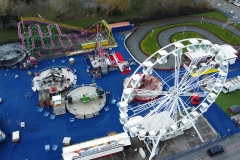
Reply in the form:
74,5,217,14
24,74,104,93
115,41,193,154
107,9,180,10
148,138,161,160
192,122,204,142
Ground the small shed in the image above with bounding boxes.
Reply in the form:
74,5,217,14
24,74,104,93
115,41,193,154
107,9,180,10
52,95,66,115
109,22,132,33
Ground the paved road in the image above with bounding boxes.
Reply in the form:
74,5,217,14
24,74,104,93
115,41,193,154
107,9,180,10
126,16,240,69
211,0,240,22
157,26,225,47
178,132,240,160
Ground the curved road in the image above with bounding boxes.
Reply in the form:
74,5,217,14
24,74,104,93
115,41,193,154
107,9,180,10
126,16,240,69
158,26,225,48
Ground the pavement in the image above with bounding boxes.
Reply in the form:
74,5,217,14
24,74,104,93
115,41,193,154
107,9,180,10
178,132,240,160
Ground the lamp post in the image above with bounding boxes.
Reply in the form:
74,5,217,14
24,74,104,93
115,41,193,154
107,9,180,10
151,29,154,38
183,26,185,35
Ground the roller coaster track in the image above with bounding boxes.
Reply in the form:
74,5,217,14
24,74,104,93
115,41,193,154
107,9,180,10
18,17,117,56
21,17,87,34
21,24,60,50
19,22,84,52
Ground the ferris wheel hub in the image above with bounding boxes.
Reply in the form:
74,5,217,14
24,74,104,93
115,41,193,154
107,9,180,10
168,86,179,96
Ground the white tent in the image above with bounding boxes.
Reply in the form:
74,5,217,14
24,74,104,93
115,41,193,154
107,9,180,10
185,44,238,65
219,44,238,65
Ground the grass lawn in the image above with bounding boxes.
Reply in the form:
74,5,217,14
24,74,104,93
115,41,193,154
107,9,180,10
196,10,240,29
215,90,240,117
170,32,205,44
0,29,19,44
196,10,228,22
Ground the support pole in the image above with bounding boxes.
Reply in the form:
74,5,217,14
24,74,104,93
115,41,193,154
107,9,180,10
192,122,204,142
178,98,204,143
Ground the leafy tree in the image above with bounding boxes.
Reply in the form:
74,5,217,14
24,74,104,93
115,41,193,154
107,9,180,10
0,0,16,16
49,0,68,18
129,0,144,10
95,0,130,16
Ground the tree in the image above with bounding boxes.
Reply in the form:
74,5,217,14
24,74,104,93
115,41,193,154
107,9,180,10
95,0,130,16
49,0,68,18
0,0,16,16
129,0,144,10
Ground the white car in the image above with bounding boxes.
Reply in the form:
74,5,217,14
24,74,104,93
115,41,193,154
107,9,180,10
228,10,234,15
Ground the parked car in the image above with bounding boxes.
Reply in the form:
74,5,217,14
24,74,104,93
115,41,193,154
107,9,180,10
207,146,224,157
228,10,234,15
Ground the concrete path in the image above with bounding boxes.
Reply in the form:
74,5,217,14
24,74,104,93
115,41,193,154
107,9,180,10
126,16,240,69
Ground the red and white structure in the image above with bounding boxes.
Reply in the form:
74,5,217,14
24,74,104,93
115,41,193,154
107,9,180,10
88,24,130,76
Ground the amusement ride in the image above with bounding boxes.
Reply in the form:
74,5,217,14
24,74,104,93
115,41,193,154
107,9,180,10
17,17,117,59
119,38,229,159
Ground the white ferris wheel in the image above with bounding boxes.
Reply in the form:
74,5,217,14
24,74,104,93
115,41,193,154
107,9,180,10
119,38,229,160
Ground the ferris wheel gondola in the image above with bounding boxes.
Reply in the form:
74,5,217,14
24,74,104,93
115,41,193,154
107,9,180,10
119,38,229,160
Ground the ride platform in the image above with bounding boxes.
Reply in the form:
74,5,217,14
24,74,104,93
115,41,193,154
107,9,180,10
32,66,76,92
123,74,162,102
65,85,106,119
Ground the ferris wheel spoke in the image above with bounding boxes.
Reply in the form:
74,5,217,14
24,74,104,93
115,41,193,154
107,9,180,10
142,96,178,131
134,89,169,96
179,73,217,93
173,54,182,89
179,91,208,97
177,97,192,116
152,70,172,89
178,69,191,88
129,95,173,116
178,56,216,89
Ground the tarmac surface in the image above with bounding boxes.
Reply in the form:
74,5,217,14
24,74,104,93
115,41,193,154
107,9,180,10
178,132,240,160
126,16,240,69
